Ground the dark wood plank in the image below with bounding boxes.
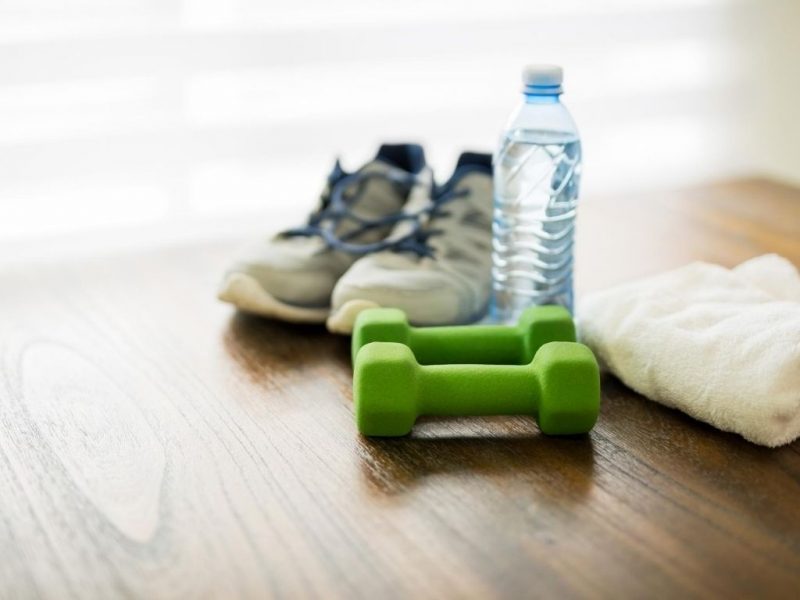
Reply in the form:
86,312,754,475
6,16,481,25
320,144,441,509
0,178,798,598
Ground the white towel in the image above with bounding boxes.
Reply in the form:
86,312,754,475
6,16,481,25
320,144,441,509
578,254,800,447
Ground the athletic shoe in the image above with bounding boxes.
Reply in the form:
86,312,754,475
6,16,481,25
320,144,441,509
218,144,433,323
326,152,493,334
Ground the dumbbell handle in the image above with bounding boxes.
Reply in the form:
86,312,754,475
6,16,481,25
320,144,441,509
417,363,536,415
352,306,576,365
354,341,599,437
409,326,526,365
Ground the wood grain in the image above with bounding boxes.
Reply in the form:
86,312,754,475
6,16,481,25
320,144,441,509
0,178,798,599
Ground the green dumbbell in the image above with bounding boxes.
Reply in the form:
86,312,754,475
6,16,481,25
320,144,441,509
351,305,575,364
353,341,600,437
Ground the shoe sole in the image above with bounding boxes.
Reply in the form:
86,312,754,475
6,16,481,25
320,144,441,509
326,299,382,335
327,298,492,334
218,273,329,324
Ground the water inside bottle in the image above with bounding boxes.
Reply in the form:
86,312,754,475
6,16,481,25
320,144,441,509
490,128,582,323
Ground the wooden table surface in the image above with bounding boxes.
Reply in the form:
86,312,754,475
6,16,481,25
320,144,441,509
1,178,798,599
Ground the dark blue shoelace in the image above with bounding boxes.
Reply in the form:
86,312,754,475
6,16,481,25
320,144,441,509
391,185,468,258
282,162,469,257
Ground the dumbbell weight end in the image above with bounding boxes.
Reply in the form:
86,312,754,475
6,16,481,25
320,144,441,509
354,341,600,437
352,305,576,365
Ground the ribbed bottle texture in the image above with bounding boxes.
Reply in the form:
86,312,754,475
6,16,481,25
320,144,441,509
491,65,582,323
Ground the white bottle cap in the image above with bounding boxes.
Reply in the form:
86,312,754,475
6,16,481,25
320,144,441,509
522,64,563,94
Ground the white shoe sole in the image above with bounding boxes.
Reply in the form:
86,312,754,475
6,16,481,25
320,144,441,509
217,273,329,324
326,299,382,335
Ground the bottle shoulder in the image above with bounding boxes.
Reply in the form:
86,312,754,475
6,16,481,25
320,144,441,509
505,99,579,139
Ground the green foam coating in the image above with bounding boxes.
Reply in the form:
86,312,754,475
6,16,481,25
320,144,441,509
351,305,576,365
354,341,600,437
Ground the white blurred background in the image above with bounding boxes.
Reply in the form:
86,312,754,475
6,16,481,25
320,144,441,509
1,0,798,260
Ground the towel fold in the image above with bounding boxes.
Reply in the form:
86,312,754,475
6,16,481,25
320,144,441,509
578,254,800,447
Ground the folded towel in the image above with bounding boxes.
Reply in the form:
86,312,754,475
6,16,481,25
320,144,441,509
578,254,800,447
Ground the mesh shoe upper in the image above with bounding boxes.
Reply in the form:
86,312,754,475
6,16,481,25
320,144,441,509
330,152,493,325
224,144,433,309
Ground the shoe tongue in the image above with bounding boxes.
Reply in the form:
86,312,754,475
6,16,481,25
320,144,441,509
448,152,492,187
374,143,426,174
455,151,492,172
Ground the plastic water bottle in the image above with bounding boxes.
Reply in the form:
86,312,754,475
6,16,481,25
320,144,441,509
490,65,582,323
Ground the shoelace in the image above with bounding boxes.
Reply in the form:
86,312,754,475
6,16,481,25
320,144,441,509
386,185,469,258
282,161,470,257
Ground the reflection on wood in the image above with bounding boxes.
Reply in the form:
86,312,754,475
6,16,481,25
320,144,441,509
0,179,798,598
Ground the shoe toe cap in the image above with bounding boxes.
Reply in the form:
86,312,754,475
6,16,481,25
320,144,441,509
331,258,475,326
232,262,336,308
226,238,343,307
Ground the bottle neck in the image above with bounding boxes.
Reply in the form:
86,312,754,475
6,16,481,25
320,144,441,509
523,92,561,105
